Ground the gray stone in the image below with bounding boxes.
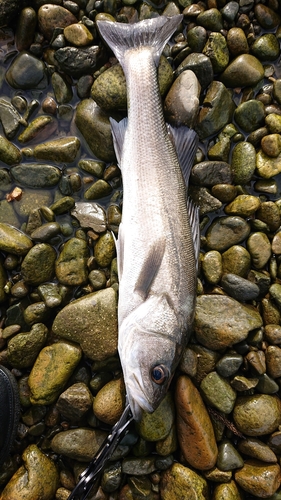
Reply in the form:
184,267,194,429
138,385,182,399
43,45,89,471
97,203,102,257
195,294,263,350
52,288,118,361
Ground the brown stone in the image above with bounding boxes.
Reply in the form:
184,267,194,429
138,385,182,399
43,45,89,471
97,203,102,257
175,375,218,470
38,5,78,40
235,460,281,498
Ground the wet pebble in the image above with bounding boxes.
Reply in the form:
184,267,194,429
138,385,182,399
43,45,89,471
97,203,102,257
6,52,47,90
56,382,93,423
75,99,117,162
28,341,82,405
0,223,33,255
0,135,22,165
7,323,48,369
175,375,218,470
164,69,200,127
136,392,174,442
196,81,235,139
200,371,236,414
56,237,89,286
191,160,232,186
238,437,278,463
0,444,59,500
202,250,222,285
11,163,61,188
51,428,107,461
217,440,244,471
52,288,118,360
235,460,281,498
195,294,262,350
160,462,209,500
231,141,256,184
212,480,242,500
64,23,94,47
71,202,106,232
38,4,78,40
247,232,271,269
233,395,281,436
21,243,56,286
206,216,250,252
225,195,261,217
220,273,260,301
220,54,264,88
93,377,126,425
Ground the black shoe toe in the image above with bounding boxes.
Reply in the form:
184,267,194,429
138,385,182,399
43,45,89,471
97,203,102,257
0,365,20,467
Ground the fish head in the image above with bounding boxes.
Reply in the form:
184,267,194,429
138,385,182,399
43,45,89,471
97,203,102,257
119,295,185,421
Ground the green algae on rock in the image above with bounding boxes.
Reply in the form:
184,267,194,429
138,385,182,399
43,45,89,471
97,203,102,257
28,341,82,405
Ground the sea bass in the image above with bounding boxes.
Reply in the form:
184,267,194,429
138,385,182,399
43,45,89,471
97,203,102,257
97,15,199,421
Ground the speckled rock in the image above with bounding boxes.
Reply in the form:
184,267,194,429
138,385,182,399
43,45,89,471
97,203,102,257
206,217,250,252
247,232,271,269
233,395,281,436
31,137,80,163
11,163,61,188
94,231,116,267
220,54,264,87
21,243,56,286
234,100,265,133
0,223,33,255
195,294,262,350
202,32,229,73
52,287,118,361
6,52,48,90
160,462,209,500
200,371,236,414
222,245,251,277
256,150,281,178
75,99,117,162
221,274,260,301
235,460,281,498
28,341,82,405
212,480,242,500
136,392,174,442
238,437,278,463
231,142,257,184
55,237,89,286
38,4,78,40
93,377,126,425
225,195,260,217
51,428,107,461
0,444,59,500
164,69,200,127
202,250,222,285
175,376,218,470
191,161,232,186
64,23,93,47
196,81,235,139
56,382,93,423
0,135,22,165
7,323,48,369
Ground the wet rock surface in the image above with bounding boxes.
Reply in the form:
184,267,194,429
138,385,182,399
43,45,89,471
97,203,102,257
0,1,281,500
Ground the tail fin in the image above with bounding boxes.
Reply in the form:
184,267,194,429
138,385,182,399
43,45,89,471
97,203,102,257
97,15,183,68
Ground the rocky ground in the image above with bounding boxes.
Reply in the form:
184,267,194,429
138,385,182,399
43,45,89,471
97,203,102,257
0,0,281,499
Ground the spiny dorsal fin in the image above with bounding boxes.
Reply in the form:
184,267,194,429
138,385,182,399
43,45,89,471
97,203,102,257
167,125,198,187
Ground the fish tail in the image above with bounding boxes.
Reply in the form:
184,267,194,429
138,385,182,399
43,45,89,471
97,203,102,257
97,15,183,68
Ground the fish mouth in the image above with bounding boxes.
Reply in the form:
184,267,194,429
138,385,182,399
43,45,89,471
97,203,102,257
126,372,154,421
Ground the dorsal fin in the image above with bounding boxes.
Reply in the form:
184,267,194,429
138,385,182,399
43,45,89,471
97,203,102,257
168,125,198,187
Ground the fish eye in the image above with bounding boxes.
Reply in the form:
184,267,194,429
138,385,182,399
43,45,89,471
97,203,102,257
150,364,170,385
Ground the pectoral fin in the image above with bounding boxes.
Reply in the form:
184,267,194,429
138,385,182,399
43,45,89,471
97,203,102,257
110,117,128,168
187,197,200,271
167,125,198,187
134,238,166,299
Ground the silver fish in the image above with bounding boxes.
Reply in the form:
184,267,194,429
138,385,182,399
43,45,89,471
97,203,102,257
97,15,199,421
